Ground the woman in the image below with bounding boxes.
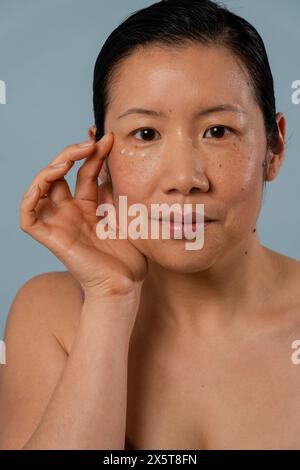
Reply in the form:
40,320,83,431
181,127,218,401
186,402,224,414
0,0,299,450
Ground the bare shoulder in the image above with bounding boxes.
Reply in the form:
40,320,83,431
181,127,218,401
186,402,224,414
0,271,84,448
263,245,300,279
263,246,300,323
5,270,83,354
270,248,300,285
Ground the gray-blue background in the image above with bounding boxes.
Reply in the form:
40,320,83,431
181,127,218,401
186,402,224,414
1,0,299,337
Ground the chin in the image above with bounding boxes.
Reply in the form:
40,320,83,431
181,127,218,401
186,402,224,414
153,256,217,273
141,240,222,273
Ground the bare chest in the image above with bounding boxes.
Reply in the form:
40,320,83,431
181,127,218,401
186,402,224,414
125,323,300,450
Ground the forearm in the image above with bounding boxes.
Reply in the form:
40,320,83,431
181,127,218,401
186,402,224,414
23,294,136,450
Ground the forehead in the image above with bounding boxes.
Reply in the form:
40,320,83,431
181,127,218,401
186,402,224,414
107,43,255,113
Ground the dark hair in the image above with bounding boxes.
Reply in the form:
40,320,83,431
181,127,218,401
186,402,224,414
93,0,279,162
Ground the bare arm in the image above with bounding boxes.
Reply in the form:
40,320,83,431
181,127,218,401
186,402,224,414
0,275,137,450
1,132,147,449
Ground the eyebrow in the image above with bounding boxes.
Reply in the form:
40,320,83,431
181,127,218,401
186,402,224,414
117,104,247,120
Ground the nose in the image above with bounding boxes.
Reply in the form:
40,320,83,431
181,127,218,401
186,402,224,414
160,135,210,196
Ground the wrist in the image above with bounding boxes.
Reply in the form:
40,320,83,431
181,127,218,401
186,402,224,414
82,276,137,301
81,290,139,335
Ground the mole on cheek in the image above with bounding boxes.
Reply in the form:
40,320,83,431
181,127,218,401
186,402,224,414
219,164,222,168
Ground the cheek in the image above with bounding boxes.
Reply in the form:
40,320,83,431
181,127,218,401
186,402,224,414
213,144,263,203
213,147,264,234
108,140,161,198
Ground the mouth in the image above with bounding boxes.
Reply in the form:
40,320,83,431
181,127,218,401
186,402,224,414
157,211,216,224
152,212,217,239
162,220,215,240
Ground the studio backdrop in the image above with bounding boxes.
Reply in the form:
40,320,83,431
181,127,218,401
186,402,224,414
0,0,299,338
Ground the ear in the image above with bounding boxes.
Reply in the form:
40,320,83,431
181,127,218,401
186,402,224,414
265,112,286,182
88,125,97,141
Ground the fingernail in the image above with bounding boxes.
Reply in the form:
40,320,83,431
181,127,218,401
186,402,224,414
78,140,94,148
50,161,68,168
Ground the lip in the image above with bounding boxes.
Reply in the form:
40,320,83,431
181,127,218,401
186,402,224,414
156,211,214,223
153,219,215,239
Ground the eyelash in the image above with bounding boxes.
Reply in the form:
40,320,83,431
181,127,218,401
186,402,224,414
130,126,233,142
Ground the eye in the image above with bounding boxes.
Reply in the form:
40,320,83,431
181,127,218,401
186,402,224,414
130,127,160,142
203,125,232,139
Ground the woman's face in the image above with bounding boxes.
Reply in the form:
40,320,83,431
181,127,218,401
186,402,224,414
102,43,274,272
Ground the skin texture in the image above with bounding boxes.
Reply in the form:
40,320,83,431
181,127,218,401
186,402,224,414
93,44,300,448
1,42,300,450
94,43,287,323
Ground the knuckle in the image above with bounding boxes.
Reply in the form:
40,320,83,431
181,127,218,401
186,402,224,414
45,164,56,174
62,144,73,153
20,196,29,205
19,222,28,233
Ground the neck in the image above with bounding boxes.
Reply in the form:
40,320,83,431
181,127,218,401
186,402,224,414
137,234,281,334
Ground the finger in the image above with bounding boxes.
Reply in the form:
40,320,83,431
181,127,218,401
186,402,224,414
97,181,126,239
99,157,110,183
24,140,97,197
20,184,49,239
25,160,75,199
74,132,114,202
50,140,96,166
98,181,114,206
47,176,73,205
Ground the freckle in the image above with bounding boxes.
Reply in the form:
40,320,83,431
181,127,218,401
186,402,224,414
241,187,245,191
219,164,222,168
253,228,256,233
244,251,248,255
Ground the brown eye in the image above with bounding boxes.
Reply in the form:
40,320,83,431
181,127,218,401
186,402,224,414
132,128,160,142
204,126,232,139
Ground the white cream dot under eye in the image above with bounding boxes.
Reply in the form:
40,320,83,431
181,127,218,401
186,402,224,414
120,147,147,158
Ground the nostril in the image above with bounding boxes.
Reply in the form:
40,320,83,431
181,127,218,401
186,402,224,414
190,187,201,194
